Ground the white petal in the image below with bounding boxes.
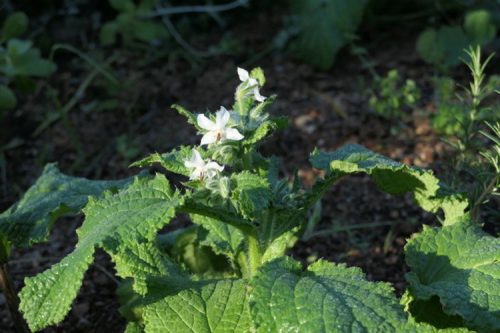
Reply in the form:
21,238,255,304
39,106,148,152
192,149,204,165
206,161,224,172
185,149,204,168
189,170,199,180
237,67,249,81
200,132,218,146
215,107,231,127
253,88,266,102
225,128,244,141
197,114,217,131
247,77,258,87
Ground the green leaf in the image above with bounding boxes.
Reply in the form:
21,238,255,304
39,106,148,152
6,38,31,55
405,217,500,332
171,104,200,129
464,10,496,46
416,26,469,69
132,145,198,177
0,85,17,110
1,12,29,41
310,144,468,225
191,214,244,261
100,22,119,45
143,278,252,332
0,163,136,247
243,116,287,146
110,239,184,295
230,171,271,219
290,0,368,69
133,21,168,43
19,175,182,331
125,322,144,333
11,49,57,77
250,257,411,332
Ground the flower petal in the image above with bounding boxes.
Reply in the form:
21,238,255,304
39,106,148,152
216,107,231,127
247,77,258,87
237,67,249,81
197,114,217,131
225,128,244,141
253,87,266,102
200,132,218,146
192,149,204,164
206,161,224,172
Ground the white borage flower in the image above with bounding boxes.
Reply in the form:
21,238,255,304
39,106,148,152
237,67,266,102
197,106,244,146
183,149,224,181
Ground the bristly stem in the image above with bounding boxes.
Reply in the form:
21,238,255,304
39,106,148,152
244,230,262,278
0,264,29,333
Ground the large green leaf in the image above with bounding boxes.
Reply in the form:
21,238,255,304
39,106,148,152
250,257,412,332
310,144,468,225
0,163,135,247
290,0,368,69
19,175,182,331
143,278,252,332
405,217,500,332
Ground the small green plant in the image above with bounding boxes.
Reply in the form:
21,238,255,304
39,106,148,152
369,69,421,120
0,67,498,332
100,0,169,46
432,46,500,223
0,12,56,114
416,9,497,70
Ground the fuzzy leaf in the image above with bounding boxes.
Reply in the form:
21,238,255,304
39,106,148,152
405,217,500,332
230,171,271,219
132,146,198,177
191,214,244,261
0,163,135,247
110,239,184,295
250,257,412,332
243,116,287,146
19,175,182,331
310,144,468,225
143,278,252,332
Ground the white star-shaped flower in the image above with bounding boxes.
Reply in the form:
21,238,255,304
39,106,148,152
237,67,266,102
197,106,244,146
183,149,224,180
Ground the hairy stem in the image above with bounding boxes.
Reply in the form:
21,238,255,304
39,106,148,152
0,264,29,333
244,230,262,278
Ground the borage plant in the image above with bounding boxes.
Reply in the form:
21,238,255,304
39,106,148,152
3,67,498,332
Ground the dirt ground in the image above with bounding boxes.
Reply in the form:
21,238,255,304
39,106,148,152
0,5,496,332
